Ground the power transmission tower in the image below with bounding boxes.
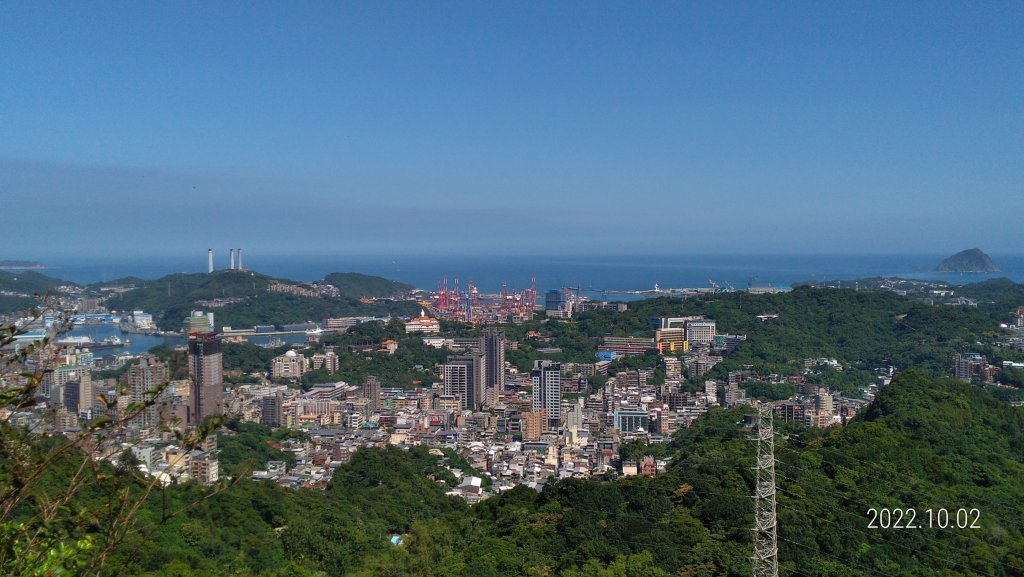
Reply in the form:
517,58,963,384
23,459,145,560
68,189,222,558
752,404,779,577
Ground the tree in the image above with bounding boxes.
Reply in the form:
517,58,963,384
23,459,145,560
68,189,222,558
0,307,226,576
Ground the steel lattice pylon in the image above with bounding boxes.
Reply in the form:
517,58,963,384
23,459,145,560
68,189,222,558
752,404,779,577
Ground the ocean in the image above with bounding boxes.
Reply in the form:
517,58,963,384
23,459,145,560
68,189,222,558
33,253,1024,296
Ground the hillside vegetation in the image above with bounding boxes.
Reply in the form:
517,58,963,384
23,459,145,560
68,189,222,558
0,270,74,314
469,287,1007,395
323,272,416,297
101,271,420,330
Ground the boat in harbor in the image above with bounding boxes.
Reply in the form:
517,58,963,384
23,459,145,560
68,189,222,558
260,337,287,349
55,335,130,350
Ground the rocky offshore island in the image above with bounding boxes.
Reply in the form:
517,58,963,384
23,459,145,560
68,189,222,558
935,248,1000,273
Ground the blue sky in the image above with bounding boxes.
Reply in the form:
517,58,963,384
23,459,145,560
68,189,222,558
2,2,1022,258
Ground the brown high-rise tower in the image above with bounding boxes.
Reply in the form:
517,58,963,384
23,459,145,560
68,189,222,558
188,332,223,425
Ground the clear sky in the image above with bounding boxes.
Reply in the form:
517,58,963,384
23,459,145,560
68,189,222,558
2,2,1022,258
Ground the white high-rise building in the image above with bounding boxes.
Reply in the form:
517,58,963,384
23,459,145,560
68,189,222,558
531,360,562,429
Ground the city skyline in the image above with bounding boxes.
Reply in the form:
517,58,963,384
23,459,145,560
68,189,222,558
2,3,1022,257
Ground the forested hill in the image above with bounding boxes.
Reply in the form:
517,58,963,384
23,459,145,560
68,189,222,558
101,270,420,330
957,278,1024,319
64,371,1017,576
0,269,73,293
569,286,1001,387
0,270,75,314
322,272,416,298
670,371,1024,576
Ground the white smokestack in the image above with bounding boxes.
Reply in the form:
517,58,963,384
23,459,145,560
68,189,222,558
230,249,235,270
208,249,213,273
238,248,243,271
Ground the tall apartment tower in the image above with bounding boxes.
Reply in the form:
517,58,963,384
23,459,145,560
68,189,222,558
481,327,506,406
188,332,223,425
126,354,170,427
261,391,283,427
443,353,486,411
531,360,562,429
362,375,381,412
62,380,80,414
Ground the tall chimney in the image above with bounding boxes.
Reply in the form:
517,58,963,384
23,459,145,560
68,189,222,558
237,248,243,271
230,249,235,270
208,249,213,273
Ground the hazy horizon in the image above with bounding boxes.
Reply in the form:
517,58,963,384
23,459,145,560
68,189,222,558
9,252,1024,292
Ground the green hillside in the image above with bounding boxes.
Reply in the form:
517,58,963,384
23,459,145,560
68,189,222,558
322,272,417,297
0,270,75,315
101,271,421,330
957,278,1024,320
0,269,72,294
494,286,1008,394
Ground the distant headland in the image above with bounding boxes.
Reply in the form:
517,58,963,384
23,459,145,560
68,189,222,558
934,249,1000,273
0,260,45,270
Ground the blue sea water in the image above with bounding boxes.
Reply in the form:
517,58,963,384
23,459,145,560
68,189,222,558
63,325,309,356
65,324,181,355
34,253,1024,296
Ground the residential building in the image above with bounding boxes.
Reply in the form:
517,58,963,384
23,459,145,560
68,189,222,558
189,451,219,485
775,401,805,424
444,353,486,410
362,375,381,411
532,360,562,429
261,391,283,427
953,352,987,382
639,455,657,477
522,409,548,441
126,355,169,427
814,388,834,415
482,327,506,407
188,332,223,425
718,383,745,407
311,349,339,373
